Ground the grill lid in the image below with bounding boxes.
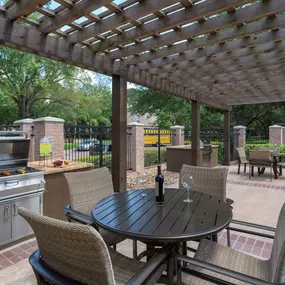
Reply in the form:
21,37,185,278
0,131,30,170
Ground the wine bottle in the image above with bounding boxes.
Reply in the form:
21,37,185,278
155,165,164,202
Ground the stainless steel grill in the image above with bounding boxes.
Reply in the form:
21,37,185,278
0,131,45,246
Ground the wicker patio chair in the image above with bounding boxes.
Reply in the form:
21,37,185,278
18,207,170,285
179,165,230,203
175,203,285,285
179,165,232,248
64,167,130,253
249,150,273,181
236,147,249,174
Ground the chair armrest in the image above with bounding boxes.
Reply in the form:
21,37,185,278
176,254,278,285
231,219,276,232
29,250,84,285
126,245,172,285
64,205,93,224
228,220,275,239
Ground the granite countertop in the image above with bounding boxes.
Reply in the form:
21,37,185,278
28,161,94,175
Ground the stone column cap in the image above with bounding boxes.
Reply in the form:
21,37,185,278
34,116,65,123
170,125,185,129
127,122,145,127
233,125,246,130
14,118,34,124
269,124,284,129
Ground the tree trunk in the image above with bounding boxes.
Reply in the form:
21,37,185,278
18,98,29,119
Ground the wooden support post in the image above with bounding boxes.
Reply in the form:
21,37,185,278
191,100,200,166
224,110,231,166
112,74,127,192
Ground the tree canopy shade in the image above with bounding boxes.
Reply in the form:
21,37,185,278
0,0,284,110
0,47,113,125
0,47,78,118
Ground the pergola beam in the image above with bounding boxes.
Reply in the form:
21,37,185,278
90,0,251,53
68,0,180,44
5,0,49,21
38,0,113,34
110,1,285,59
148,39,285,74
129,12,285,67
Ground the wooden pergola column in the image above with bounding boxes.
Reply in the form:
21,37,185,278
112,74,127,192
191,100,200,166
223,110,231,166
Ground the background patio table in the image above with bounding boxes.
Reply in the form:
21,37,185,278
92,188,232,245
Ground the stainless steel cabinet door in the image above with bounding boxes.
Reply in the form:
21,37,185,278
12,195,41,239
0,202,12,245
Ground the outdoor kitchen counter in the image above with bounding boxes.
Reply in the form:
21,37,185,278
166,145,219,172
28,161,93,221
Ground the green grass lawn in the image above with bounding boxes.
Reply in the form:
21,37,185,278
64,142,79,150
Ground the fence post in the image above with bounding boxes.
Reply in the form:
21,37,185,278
14,118,35,161
170,125,185,146
33,116,65,161
127,122,145,172
269,125,283,144
233,125,246,159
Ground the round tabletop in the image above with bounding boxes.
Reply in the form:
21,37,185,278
92,188,232,243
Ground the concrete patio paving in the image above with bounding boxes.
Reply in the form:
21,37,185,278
1,163,284,284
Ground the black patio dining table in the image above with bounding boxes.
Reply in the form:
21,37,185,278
92,188,232,245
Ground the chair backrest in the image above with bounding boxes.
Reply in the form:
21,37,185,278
269,203,285,283
236,147,248,163
18,207,115,285
179,165,228,201
64,167,113,216
249,150,271,162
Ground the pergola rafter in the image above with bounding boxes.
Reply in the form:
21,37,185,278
0,0,283,108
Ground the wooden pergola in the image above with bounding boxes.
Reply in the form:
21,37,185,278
0,0,284,191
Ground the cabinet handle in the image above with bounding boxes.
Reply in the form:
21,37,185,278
4,206,9,219
13,204,18,216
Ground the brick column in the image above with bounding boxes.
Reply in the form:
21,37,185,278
14,118,35,161
127,122,144,172
269,125,283,144
33,117,65,161
170,125,185,146
233,125,246,159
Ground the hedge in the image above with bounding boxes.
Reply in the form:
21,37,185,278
245,143,285,153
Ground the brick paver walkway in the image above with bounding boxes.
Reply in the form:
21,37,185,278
0,232,273,272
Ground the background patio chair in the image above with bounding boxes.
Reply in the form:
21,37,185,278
249,150,273,181
179,165,231,247
179,165,230,203
175,203,285,285
18,207,169,285
64,167,137,257
236,147,249,174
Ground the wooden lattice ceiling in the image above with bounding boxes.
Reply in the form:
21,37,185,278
0,0,285,110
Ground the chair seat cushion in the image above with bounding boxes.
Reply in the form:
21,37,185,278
180,239,270,285
110,249,165,285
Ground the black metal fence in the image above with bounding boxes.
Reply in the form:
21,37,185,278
144,127,171,167
246,130,269,145
64,124,112,169
183,128,235,163
0,125,20,131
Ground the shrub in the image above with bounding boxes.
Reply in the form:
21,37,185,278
144,149,167,167
244,143,285,154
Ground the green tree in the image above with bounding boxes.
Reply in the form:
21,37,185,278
0,47,80,119
128,87,223,129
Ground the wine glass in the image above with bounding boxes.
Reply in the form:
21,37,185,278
181,174,194,203
136,173,148,197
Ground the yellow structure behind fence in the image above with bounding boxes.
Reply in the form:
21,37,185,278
144,128,171,146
